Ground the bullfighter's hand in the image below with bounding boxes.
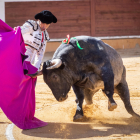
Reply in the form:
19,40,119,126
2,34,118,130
26,70,43,78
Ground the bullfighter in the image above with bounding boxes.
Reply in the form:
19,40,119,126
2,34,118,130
19,10,57,76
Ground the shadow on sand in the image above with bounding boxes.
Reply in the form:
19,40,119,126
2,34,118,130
22,117,140,139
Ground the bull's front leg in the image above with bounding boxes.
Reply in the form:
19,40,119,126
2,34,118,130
72,85,84,121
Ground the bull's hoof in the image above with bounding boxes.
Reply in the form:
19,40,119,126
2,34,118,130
73,114,83,122
108,102,117,111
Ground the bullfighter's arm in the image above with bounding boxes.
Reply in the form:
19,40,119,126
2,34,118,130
33,29,49,70
33,44,46,71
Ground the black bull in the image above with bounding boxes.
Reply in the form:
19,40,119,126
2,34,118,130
42,36,140,121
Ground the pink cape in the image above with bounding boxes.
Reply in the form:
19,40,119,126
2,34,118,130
0,19,47,129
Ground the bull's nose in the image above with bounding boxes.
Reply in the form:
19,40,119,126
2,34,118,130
59,95,68,102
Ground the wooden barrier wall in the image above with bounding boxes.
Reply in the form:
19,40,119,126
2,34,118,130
94,0,140,36
5,0,91,38
5,0,140,38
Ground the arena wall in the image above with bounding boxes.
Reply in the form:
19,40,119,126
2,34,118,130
3,0,140,38
1,0,140,51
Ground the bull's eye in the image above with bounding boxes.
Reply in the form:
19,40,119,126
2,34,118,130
52,74,58,80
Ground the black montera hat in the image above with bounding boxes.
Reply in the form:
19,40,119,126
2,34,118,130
35,10,57,24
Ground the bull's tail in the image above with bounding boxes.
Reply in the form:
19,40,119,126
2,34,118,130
115,66,140,118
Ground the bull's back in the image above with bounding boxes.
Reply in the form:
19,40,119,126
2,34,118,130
84,36,124,87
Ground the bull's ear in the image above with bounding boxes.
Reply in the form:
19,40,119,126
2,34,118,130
59,62,66,69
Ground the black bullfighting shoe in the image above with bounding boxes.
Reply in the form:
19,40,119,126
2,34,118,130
108,100,117,111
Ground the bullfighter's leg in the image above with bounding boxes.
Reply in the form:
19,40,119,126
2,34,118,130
115,66,140,118
72,85,84,121
101,65,117,111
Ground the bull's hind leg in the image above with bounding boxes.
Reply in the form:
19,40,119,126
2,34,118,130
101,65,117,111
115,66,140,118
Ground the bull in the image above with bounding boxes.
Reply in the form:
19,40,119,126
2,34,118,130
36,36,140,121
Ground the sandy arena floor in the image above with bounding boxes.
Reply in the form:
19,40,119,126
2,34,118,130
0,47,140,140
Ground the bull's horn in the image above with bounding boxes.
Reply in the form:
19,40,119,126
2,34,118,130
46,59,62,69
